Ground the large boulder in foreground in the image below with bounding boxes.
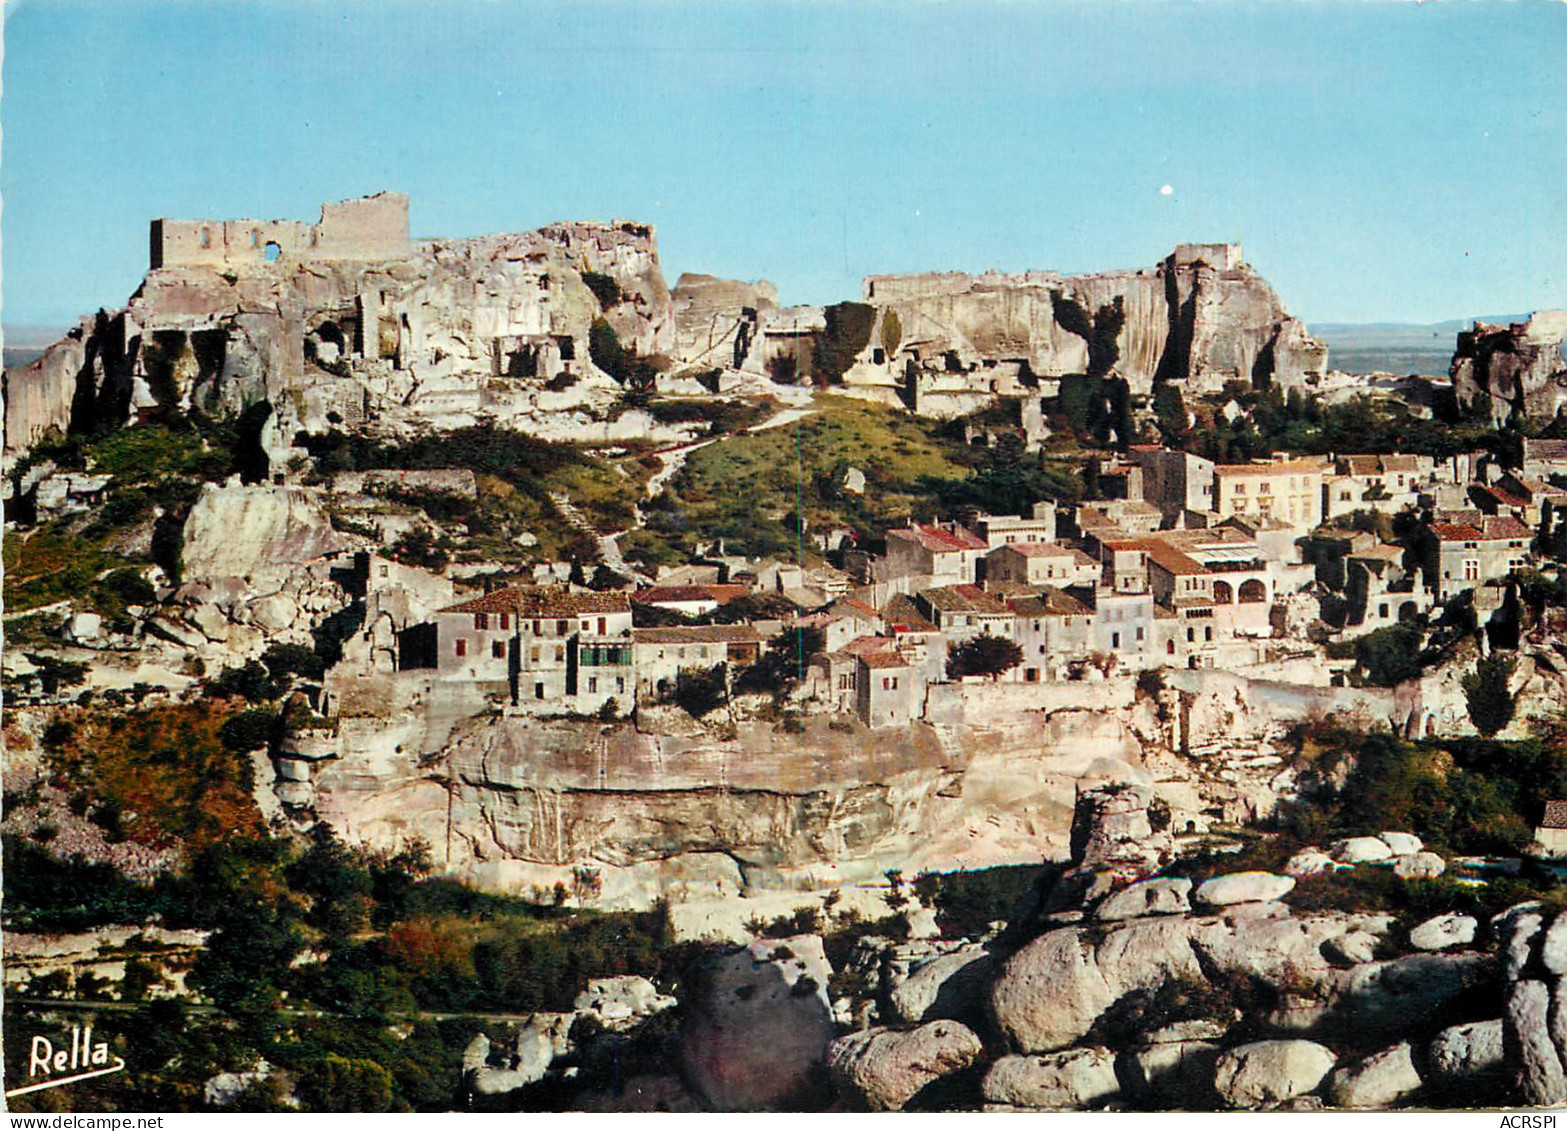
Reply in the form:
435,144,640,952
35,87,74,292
826,1021,982,1111
1213,1040,1336,1109
182,480,343,583
1326,1042,1422,1109
982,1048,1120,1111
680,935,834,1111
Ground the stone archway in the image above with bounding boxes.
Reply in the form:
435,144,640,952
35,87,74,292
1213,580,1234,604
1239,578,1266,603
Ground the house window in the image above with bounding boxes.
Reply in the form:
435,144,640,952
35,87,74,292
616,677,625,693
530,646,540,663
581,620,590,632
535,683,545,700
533,620,541,635
492,641,505,659
499,613,509,630
1378,603,1389,618
555,646,565,662
598,617,607,635
1205,626,1213,642
556,620,568,635
588,676,598,694
455,638,467,657
379,565,389,578
1112,631,1121,649
1463,559,1480,581
1136,626,1145,642
475,613,488,630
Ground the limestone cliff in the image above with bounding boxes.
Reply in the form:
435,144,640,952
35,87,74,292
1450,311,1567,425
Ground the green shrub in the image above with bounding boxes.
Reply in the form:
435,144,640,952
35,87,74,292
1463,654,1517,737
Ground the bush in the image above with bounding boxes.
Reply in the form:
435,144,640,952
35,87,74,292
219,708,281,753
579,270,622,309
947,634,1024,681
813,303,876,384
1463,654,1517,737
1355,623,1425,686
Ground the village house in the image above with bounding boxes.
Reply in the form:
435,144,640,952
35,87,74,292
421,588,634,712
984,541,1101,588
856,651,919,728
1523,438,1567,487
882,522,988,587
1418,516,1535,602
969,503,1059,548
1322,454,1431,522
1472,472,1567,528
1129,446,1217,524
632,583,750,618
916,584,1015,645
1008,588,1093,681
633,623,762,701
1342,543,1432,636
1534,800,1567,858
1212,455,1329,534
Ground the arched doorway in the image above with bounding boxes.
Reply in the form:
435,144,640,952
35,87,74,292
1213,580,1234,604
1239,578,1266,603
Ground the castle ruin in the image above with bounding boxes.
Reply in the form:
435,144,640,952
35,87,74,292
149,191,410,269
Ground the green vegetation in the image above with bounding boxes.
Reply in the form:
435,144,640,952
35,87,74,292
946,634,1024,680
879,309,902,358
813,302,876,384
1464,654,1518,738
1353,623,1426,686
634,395,987,564
578,270,622,308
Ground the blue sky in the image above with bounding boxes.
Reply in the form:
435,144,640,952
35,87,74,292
3,0,1564,327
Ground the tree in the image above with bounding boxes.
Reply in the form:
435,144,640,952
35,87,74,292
672,664,728,718
1463,654,1517,738
947,634,1024,680
734,626,826,697
297,1055,393,1113
1354,623,1425,687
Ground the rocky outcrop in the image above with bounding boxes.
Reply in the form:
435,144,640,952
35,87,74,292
680,935,834,1111
4,211,677,460
181,480,343,584
850,245,1325,411
1498,905,1567,1106
825,1021,982,1111
1451,311,1567,425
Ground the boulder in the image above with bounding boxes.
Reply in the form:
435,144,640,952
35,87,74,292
1068,782,1173,879
903,904,941,940
1212,1040,1336,1109
1331,837,1392,864
1378,832,1423,856
1393,852,1446,880
204,1061,273,1107
680,935,834,1110
1095,877,1193,922
1322,928,1380,966
1427,1019,1505,1083
468,1027,553,1095
825,1021,982,1111
1284,849,1336,877
573,975,675,1028
990,917,1204,1052
1502,911,1546,981
1541,912,1567,976
1326,1042,1422,1109
1124,1040,1220,1107
1408,914,1477,952
250,593,299,633
181,481,344,583
888,942,995,1026
1507,978,1567,1105
982,1048,1120,1110
1323,952,1492,1038
1192,872,1295,908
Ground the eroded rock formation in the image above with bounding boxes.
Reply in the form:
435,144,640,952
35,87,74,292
1450,311,1567,424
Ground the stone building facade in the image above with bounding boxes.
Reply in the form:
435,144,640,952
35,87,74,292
150,192,411,269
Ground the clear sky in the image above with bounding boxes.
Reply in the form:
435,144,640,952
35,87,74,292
3,0,1564,328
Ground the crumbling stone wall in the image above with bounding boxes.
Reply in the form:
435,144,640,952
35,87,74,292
150,192,410,269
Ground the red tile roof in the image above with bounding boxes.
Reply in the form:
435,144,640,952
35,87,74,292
633,584,750,606
634,625,762,646
858,651,911,670
1542,799,1567,830
888,523,987,553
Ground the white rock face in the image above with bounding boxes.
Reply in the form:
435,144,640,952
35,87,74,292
1378,831,1423,856
203,1061,273,1107
1327,1042,1422,1109
825,1021,982,1111
573,975,675,1028
1507,978,1567,1105
1427,1019,1505,1083
982,1048,1120,1110
1095,877,1193,921
1408,913,1477,952
1331,837,1393,864
182,481,343,583
680,935,834,1111
1541,914,1567,976
1193,871,1295,908
1213,1040,1336,1109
